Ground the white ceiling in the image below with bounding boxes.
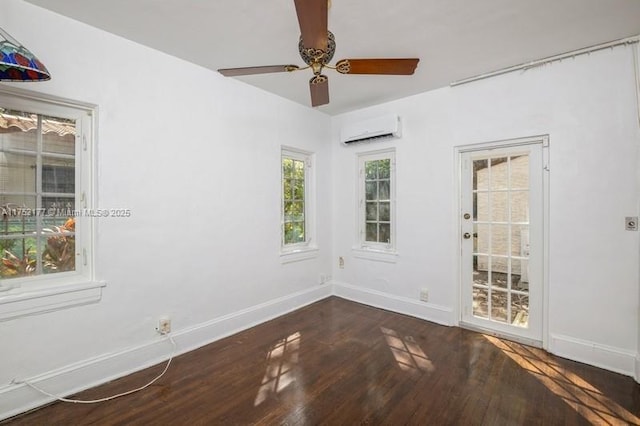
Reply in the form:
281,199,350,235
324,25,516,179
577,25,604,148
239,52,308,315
25,0,640,115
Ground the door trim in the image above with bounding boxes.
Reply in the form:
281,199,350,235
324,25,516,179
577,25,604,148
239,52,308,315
454,135,550,349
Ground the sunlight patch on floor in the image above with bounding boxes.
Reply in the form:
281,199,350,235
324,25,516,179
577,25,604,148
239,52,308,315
484,335,639,425
254,331,301,406
381,327,434,373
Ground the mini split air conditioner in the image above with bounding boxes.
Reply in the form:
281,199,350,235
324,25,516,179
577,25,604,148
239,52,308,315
340,114,402,145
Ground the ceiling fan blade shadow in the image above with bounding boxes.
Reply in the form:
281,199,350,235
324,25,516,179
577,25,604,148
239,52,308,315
336,58,419,75
294,0,328,51
218,65,299,77
309,74,329,106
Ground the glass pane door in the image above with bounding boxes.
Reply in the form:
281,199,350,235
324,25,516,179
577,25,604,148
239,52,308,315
471,155,530,327
460,140,545,343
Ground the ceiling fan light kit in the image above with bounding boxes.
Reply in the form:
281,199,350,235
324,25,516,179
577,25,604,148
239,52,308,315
218,0,419,107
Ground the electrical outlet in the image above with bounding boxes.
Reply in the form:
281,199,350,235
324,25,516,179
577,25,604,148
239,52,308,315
338,256,345,269
419,289,429,302
157,317,171,334
319,274,332,284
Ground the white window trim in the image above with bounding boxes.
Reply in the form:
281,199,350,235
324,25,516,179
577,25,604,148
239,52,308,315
354,148,398,262
280,146,317,263
0,280,105,321
0,85,103,321
352,247,399,263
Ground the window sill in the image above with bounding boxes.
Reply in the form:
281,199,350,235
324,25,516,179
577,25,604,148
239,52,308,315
0,280,106,322
280,247,319,264
352,247,399,263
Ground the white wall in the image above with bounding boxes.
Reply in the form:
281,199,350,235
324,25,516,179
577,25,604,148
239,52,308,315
331,46,640,375
0,0,332,419
1,0,639,420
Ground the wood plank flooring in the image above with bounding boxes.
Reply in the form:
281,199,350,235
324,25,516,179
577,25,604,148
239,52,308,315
4,296,640,425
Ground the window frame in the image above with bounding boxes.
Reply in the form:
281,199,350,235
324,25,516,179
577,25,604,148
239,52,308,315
280,146,317,263
355,148,398,262
0,86,102,321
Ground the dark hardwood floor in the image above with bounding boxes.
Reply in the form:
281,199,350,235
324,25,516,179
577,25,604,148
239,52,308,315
4,296,640,425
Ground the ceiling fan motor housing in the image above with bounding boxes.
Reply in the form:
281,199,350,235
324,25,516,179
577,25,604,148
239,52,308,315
299,31,335,67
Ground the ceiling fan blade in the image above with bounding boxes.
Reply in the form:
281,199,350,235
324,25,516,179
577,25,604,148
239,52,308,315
218,65,299,77
335,58,420,75
309,74,329,107
294,0,328,51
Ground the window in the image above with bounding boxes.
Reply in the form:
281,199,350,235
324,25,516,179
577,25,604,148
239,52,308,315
281,147,316,261
42,165,75,210
357,149,396,257
0,87,100,320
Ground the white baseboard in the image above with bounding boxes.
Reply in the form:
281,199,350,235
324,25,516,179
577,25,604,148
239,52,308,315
548,333,636,377
332,281,638,378
3,282,636,421
332,281,455,326
0,285,332,421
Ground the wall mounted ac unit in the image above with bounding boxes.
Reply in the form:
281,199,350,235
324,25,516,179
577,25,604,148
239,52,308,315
340,114,402,145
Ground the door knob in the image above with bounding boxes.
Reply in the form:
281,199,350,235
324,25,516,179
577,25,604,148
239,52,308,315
463,213,471,220
463,232,471,239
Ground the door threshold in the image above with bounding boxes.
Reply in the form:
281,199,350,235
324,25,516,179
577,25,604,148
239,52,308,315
459,321,542,348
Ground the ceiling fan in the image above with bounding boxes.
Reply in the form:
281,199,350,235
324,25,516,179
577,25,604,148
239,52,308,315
217,0,419,107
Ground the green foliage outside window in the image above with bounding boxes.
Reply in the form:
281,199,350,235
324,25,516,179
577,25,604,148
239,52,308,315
282,157,306,245
364,159,391,243
1,216,75,278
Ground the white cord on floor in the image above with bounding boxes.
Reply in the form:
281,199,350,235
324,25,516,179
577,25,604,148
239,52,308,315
13,334,177,404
